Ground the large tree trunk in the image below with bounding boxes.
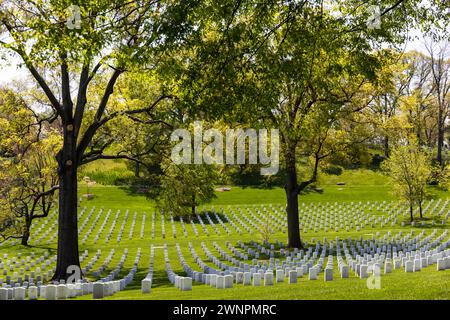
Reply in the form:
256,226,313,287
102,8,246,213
53,130,80,281
285,144,301,249
21,229,30,246
21,216,31,246
409,204,414,222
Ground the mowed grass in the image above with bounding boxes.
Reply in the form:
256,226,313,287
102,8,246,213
1,169,449,300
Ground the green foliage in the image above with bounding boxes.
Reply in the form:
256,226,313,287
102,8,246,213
322,165,344,176
0,88,60,243
381,139,432,220
157,160,219,217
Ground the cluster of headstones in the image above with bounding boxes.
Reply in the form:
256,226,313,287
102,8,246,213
161,213,166,239
78,206,96,235
190,218,200,237
227,241,255,260
81,249,101,274
242,207,273,234
151,212,155,239
204,210,221,236
141,245,154,293
235,207,260,233
186,242,298,287
220,209,242,234
176,243,203,287
0,251,101,300
31,211,58,246
253,206,285,233
0,279,93,300
212,209,232,235
297,201,402,233
99,249,129,283
163,244,192,291
128,211,138,240
195,213,210,236
341,230,450,277
81,207,104,245
139,213,146,239
179,216,189,238
93,209,112,244
92,249,116,278
187,242,220,275
169,213,177,238
104,209,121,243
116,210,129,243
93,248,142,299
175,243,235,289
0,251,56,286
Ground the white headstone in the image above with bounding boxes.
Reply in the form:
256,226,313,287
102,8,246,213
180,277,192,291
243,272,251,285
141,279,152,293
13,287,25,300
405,260,413,272
252,273,261,286
360,265,368,279
216,275,225,289
288,270,297,284
28,286,38,300
324,268,333,281
93,282,104,299
264,272,274,286
45,285,57,300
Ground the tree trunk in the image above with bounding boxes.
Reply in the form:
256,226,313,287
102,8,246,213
21,216,31,246
21,229,30,246
285,144,301,248
410,204,414,222
419,201,423,219
383,136,389,158
53,129,80,281
437,109,444,166
191,194,196,216
134,162,140,178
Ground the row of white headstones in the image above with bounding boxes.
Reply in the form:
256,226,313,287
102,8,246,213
2,198,448,249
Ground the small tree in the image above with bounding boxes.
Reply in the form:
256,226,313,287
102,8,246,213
157,161,218,217
382,140,432,221
0,88,60,245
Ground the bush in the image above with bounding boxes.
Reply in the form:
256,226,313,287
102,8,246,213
322,165,343,176
370,154,386,169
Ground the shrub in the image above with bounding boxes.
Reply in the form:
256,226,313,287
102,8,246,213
322,165,343,176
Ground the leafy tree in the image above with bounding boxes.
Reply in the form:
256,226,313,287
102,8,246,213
0,0,199,280
157,160,219,217
382,139,432,221
0,88,60,245
175,0,440,248
425,41,450,166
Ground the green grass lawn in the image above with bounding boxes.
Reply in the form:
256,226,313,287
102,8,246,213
1,169,449,300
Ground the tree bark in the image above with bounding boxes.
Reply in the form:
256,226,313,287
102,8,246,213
21,229,30,246
409,204,414,222
285,143,301,249
437,108,444,166
383,135,389,158
53,128,80,281
191,194,196,216
134,162,140,178
419,201,423,219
